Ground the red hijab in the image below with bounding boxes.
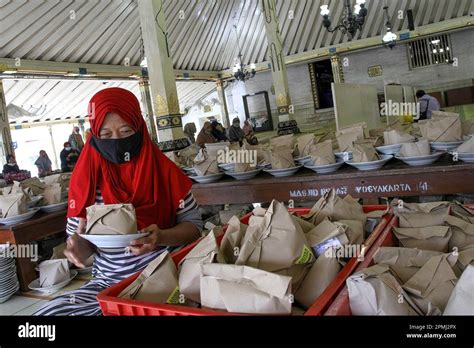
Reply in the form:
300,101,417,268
67,87,192,230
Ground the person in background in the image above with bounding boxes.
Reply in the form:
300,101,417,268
196,122,216,148
34,150,52,177
227,117,245,146
243,120,259,145
211,121,227,142
84,128,92,142
68,126,85,152
60,142,80,172
416,90,440,121
2,155,20,175
183,123,197,144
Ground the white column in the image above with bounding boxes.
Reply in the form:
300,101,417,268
0,80,14,165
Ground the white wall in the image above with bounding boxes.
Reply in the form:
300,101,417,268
341,29,474,93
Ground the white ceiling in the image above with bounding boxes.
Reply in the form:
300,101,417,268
3,78,217,123
2,0,472,71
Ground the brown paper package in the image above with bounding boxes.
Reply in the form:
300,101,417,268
450,202,474,224
193,149,220,176
393,226,452,252
43,183,62,205
269,134,295,151
373,247,443,283
39,259,70,287
444,215,474,250
295,252,342,309
309,140,336,166
418,112,462,142
85,203,137,235
200,263,292,314
220,216,248,264
397,139,431,157
119,251,179,304
20,177,46,196
402,254,458,315
296,134,315,158
235,200,315,275
178,229,226,303
351,141,380,163
270,146,295,169
302,189,367,226
347,264,422,315
383,129,415,146
456,136,474,153
0,192,27,218
393,201,450,228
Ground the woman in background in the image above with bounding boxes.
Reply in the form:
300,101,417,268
183,123,197,144
2,155,20,175
227,117,245,146
211,121,227,142
34,150,53,177
196,121,216,148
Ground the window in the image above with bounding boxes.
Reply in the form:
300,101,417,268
407,34,453,69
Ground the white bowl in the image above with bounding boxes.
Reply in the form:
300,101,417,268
28,270,78,293
189,173,224,184
376,144,403,155
335,151,353,161
0,208,40,226
225,168,262,181
294,156,313,166
430,141,463,152
218,163,235,172
40,201,68,213
456,152,474,163
263,165,303,178
395,152,444,166
81,233,149,249
305,161,345,174
346,155,393,171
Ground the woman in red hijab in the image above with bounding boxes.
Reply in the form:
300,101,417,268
35,88,202,316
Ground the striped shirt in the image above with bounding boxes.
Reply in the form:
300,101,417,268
67,189,203,283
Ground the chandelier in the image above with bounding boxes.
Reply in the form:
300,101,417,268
320,0,368,39
232,25,256,82
382,5,397,49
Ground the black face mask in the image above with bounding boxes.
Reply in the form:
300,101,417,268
89,132,143,164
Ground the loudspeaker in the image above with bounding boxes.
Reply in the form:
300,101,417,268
407,10,415,31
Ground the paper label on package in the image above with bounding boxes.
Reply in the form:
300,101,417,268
295,245,314,264
312,238,343,257
166,286,181,305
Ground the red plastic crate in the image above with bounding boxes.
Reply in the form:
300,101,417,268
97,205,392,316
324,204,474,316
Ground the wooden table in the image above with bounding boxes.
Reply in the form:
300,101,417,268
192,156,474,205
0,210,67,292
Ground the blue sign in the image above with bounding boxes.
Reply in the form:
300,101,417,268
329,47,337,54
400,32,410,40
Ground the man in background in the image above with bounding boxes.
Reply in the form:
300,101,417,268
416,90,440,121
68,126,85,152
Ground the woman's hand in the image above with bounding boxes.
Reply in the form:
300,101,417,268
64,234,95,268
129,224,161,256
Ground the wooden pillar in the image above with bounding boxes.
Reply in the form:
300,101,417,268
260,0,299,135
0,80,14,165
216,79,230,128
137,0,188,152
331,55,345,84
138,78,158,144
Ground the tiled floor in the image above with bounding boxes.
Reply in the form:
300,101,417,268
0,274,91,316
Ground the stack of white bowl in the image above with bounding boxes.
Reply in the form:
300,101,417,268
0,245,19,303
